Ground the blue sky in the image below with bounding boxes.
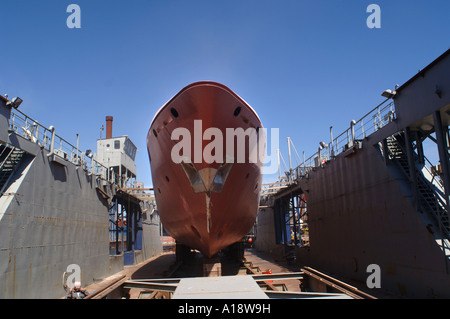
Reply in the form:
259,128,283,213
1,0,449,186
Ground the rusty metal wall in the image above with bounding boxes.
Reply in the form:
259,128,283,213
255,197,279,254
0,135,162,298
0,147,113,298
141,212,163,260
295,141,450,298
0,96,163,298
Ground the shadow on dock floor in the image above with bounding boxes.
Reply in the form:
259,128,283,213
130,248,301,280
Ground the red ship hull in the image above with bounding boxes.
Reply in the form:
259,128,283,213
147,82,265,258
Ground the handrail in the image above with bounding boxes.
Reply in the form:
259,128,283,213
293,99,395,180
8,108,111,183
387,134,449,241
0,147,14,171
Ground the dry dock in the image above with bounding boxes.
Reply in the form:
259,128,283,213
83,248,376,299
2,49,449,300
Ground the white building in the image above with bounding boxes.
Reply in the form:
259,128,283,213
96,116,137,187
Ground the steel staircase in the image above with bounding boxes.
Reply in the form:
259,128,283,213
386,134,450,243
0,143,26,195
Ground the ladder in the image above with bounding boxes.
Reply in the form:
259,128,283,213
0,144,25,195
386,134,450,241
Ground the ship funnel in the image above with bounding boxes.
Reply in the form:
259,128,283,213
106,116,113,139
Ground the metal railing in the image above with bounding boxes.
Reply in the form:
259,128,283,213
260,180,290,197
388,134,450,243
294,99,395,180
8,108,111,182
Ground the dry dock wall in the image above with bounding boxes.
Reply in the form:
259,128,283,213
255,198,279,254
0,137,114,298
0,132,161,298
295,141,450,298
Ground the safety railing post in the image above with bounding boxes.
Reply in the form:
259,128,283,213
48,126,55,156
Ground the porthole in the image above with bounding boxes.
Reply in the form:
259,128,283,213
170,108,179,118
